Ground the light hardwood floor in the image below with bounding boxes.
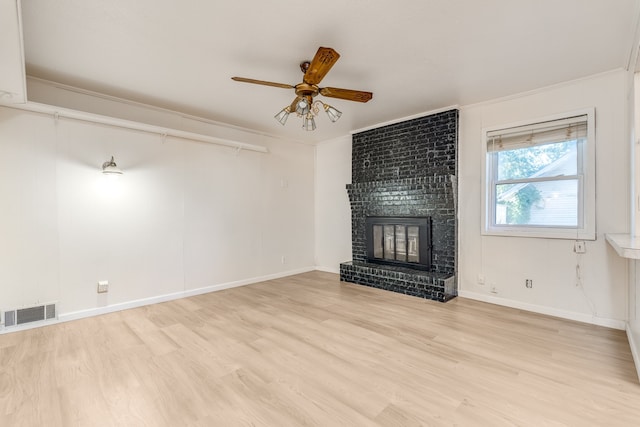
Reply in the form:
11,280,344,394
0,271,639,426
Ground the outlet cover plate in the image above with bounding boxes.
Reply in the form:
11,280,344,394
97,280,109,293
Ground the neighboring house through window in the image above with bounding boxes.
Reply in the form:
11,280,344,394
482,109,595,240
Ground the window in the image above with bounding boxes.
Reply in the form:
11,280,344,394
482,109,595,239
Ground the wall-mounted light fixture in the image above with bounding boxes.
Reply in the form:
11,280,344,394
101,156,123,177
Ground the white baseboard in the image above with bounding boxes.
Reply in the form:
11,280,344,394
0,266,316,334
458,290,626,330
627,323,640,383
314,266,341,274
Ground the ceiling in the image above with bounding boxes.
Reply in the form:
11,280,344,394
20,0,640,143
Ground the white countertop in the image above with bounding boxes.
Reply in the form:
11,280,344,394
605,233,640,259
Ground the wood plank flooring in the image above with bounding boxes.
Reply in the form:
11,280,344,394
0,271,639,426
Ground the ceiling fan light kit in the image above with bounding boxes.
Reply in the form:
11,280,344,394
232,47,372,131
274,99,341,131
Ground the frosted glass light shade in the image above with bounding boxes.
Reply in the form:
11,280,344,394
303,113,316,131
274,107,290,125
323,103,342,122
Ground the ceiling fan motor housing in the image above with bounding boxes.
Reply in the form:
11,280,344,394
295,83,319,99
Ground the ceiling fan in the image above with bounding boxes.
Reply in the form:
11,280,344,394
232,47,373,131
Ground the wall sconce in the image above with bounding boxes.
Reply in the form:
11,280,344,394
102,156,123,178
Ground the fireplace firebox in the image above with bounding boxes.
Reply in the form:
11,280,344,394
365,216,432,271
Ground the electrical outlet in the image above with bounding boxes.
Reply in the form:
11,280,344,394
97,280,109,293
477,274,485,285
525,279,533,288
574,241,586,254
490,283,497,294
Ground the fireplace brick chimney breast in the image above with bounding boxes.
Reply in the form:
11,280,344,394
340,109,458,302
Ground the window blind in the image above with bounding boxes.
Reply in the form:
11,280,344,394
487,115,588,152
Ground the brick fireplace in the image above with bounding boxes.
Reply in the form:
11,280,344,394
340,109,458,301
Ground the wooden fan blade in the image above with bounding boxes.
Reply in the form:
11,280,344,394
320,87,373,103
303,47,340,85
231,77,294,89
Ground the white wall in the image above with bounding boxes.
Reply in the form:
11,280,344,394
458,70,629,328
314,135,352,273
0,89,315,320
0,109,59,308
627,71,640,378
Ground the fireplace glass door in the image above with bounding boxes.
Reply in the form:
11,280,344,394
373,224,419,262
366,217,431,270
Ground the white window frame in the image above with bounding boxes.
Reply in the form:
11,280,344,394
481,108,596,240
